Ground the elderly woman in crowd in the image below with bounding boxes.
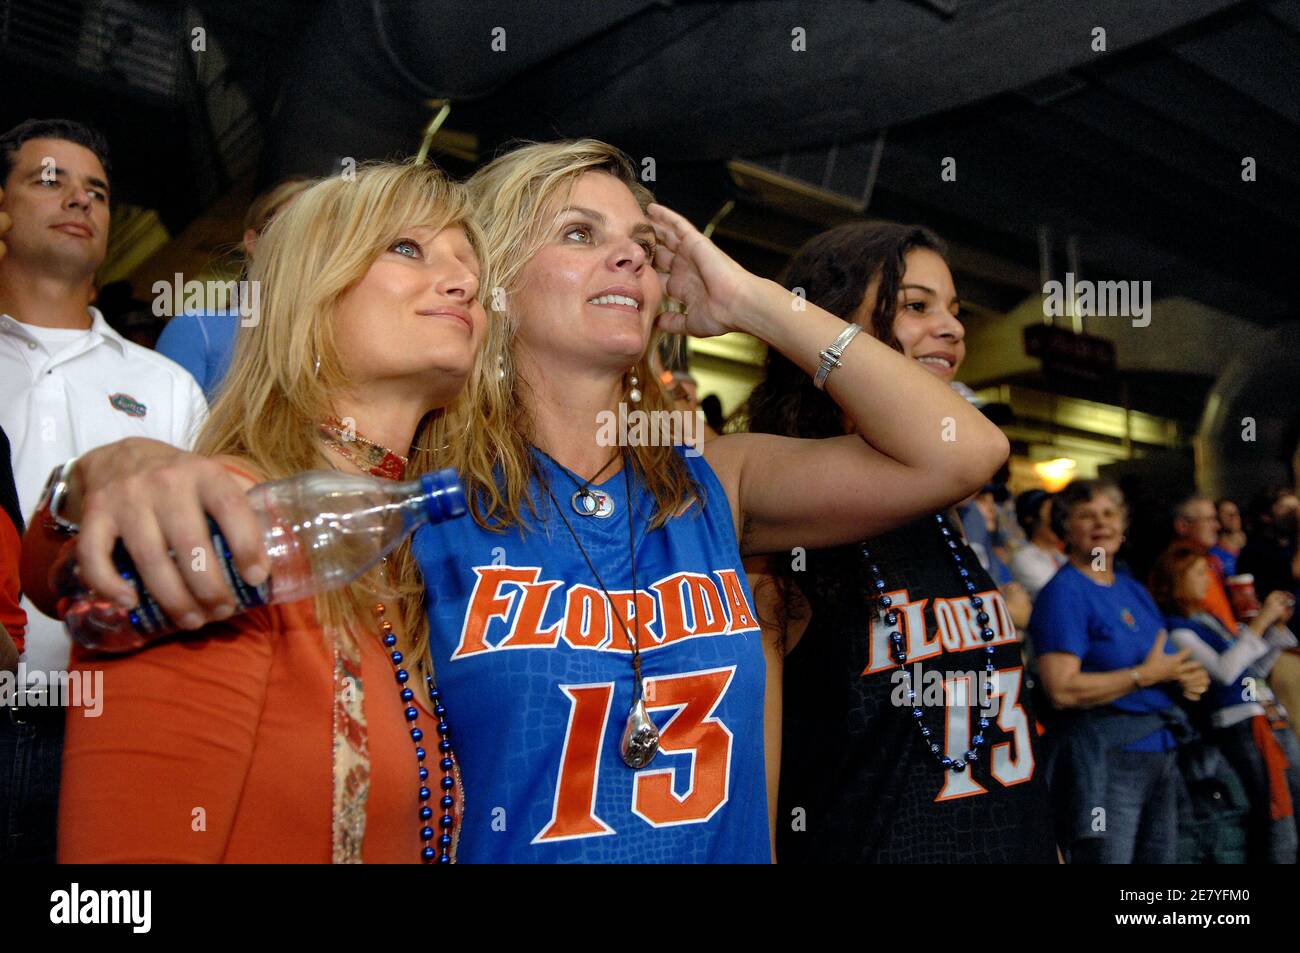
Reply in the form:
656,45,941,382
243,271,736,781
1030,479,1209,863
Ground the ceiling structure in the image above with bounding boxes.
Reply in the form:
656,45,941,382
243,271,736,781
212,0,1300,329
5,0,1295,322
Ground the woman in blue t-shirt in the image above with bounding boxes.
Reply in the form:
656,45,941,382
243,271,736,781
1150,541,1300,863
1031,479,1209,863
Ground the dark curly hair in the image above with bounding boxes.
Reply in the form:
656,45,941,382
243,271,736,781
743,220,946,439
744,220,949,633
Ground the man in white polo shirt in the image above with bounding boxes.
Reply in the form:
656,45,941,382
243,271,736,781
0,118,207,862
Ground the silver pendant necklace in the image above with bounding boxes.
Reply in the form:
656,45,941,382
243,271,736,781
620,694,660,768
571,487,616,519
537,448,621,519
536,448,660,768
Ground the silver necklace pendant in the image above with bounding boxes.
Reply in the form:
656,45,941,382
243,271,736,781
572,487,615,518
620,697,660,768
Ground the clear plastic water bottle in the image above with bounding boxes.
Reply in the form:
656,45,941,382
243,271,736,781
62,468,467,652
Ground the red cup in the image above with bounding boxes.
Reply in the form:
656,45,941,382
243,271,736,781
1227,574,1261,620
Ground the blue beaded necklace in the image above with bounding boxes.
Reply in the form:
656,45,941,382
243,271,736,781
862,512,997,773
379,602,459,863
327,426,459,863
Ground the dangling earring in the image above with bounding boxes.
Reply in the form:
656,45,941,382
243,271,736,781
314,353,321,377
497,354,506,381
628,367,641,404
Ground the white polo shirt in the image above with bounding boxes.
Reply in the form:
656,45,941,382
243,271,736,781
0,306,208,684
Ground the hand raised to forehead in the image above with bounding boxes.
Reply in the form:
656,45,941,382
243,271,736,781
647,202,755,339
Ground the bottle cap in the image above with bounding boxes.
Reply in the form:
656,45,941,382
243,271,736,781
419,468,468,524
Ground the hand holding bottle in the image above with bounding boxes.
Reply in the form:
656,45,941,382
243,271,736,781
62,468,465,652
58,439,266,630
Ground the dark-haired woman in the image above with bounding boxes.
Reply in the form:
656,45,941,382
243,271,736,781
746,221,1057,863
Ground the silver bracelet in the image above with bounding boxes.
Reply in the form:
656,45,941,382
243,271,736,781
813,322,863,390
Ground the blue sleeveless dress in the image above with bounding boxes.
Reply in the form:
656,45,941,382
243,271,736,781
411,448,770,862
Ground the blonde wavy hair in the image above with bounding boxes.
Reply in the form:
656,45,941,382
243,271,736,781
195,161,486,674
460,139,699,530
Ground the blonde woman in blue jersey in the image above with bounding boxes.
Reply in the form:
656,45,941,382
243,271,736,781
46,140,1009,862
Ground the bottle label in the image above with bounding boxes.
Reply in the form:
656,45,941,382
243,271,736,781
115,518,269,637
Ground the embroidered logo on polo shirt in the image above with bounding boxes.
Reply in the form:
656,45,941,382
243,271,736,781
1120,608,1137,630
108,393,148,418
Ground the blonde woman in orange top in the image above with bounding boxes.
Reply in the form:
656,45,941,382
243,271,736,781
48,161,487,862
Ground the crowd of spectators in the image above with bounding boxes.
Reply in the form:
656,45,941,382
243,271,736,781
3,114,1297,864
972,477,1300,862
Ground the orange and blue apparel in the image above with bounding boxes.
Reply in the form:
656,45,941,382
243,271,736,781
49,461,458,863
411,448,771,862
58,597,454,863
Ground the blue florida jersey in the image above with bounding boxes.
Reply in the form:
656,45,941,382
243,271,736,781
411,448,770,862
